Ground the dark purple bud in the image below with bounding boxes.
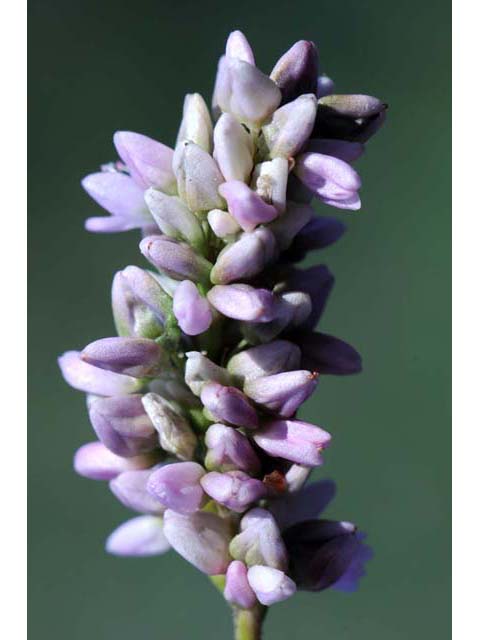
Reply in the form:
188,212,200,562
316,74,335,98
318,94,385,119
307,139,365,163
285,217,346,262
201,382,259,429
204,423,261,474
224,560,257,609
244,370,319,417
283,519,370,592
140,235,212,285
283,265,334,329
269,479,336,530
201,470,266,513
87,394,158,457
267,202,313,251
270,40,319,104
110,468,166,514
253,419,331,466
81,337,165,378
313,94,387,142
294,331,362,375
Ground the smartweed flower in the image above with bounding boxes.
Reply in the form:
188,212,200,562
59,29,385,639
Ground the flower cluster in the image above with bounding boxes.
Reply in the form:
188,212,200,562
59,30,384,632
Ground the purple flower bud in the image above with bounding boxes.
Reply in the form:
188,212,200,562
253,419,331,466
307,139,365,163
294,152,362,210
173,141,225,211
139,235,212,284
213,113,254,182
141,392,198,461
81,336,165,378
201,471,266,513
267,201,313,251
224,561,257,609
184,352,232,396
207,209,241,238
201,382,259,429
147,462,206,514
247,566,296,605
295,331,362,375
87,394,158,457
113,131,176,193
204,424,260,474
230,508,288,570
213,56,281,127
144,189,205,251
244,370,319,417
313,94,387,142
283,519,370,592
163,509,231,575
262,94,317,159
173,281,213,336
106,515,171,557
120,265,173,325
219,181,278,232
286,216,346,261
225,30,255,65
210,228,277,285
207,284,280,322
82,172,151,233
332,533,374,592
73,441,154,480
241,291,312,344
316,74,335,98
227,340,301,382
58,351,142,396
110,468,166,514
111,270,163,338
270,40,319,103
284,265,334,329
251,158,289,214
269,479,336,530
318,94,386,119
176,93,213,153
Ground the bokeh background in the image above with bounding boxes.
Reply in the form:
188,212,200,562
29,0,451,638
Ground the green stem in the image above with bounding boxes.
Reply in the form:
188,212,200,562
233,605,267,640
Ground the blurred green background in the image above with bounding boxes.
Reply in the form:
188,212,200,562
28,0,451,638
